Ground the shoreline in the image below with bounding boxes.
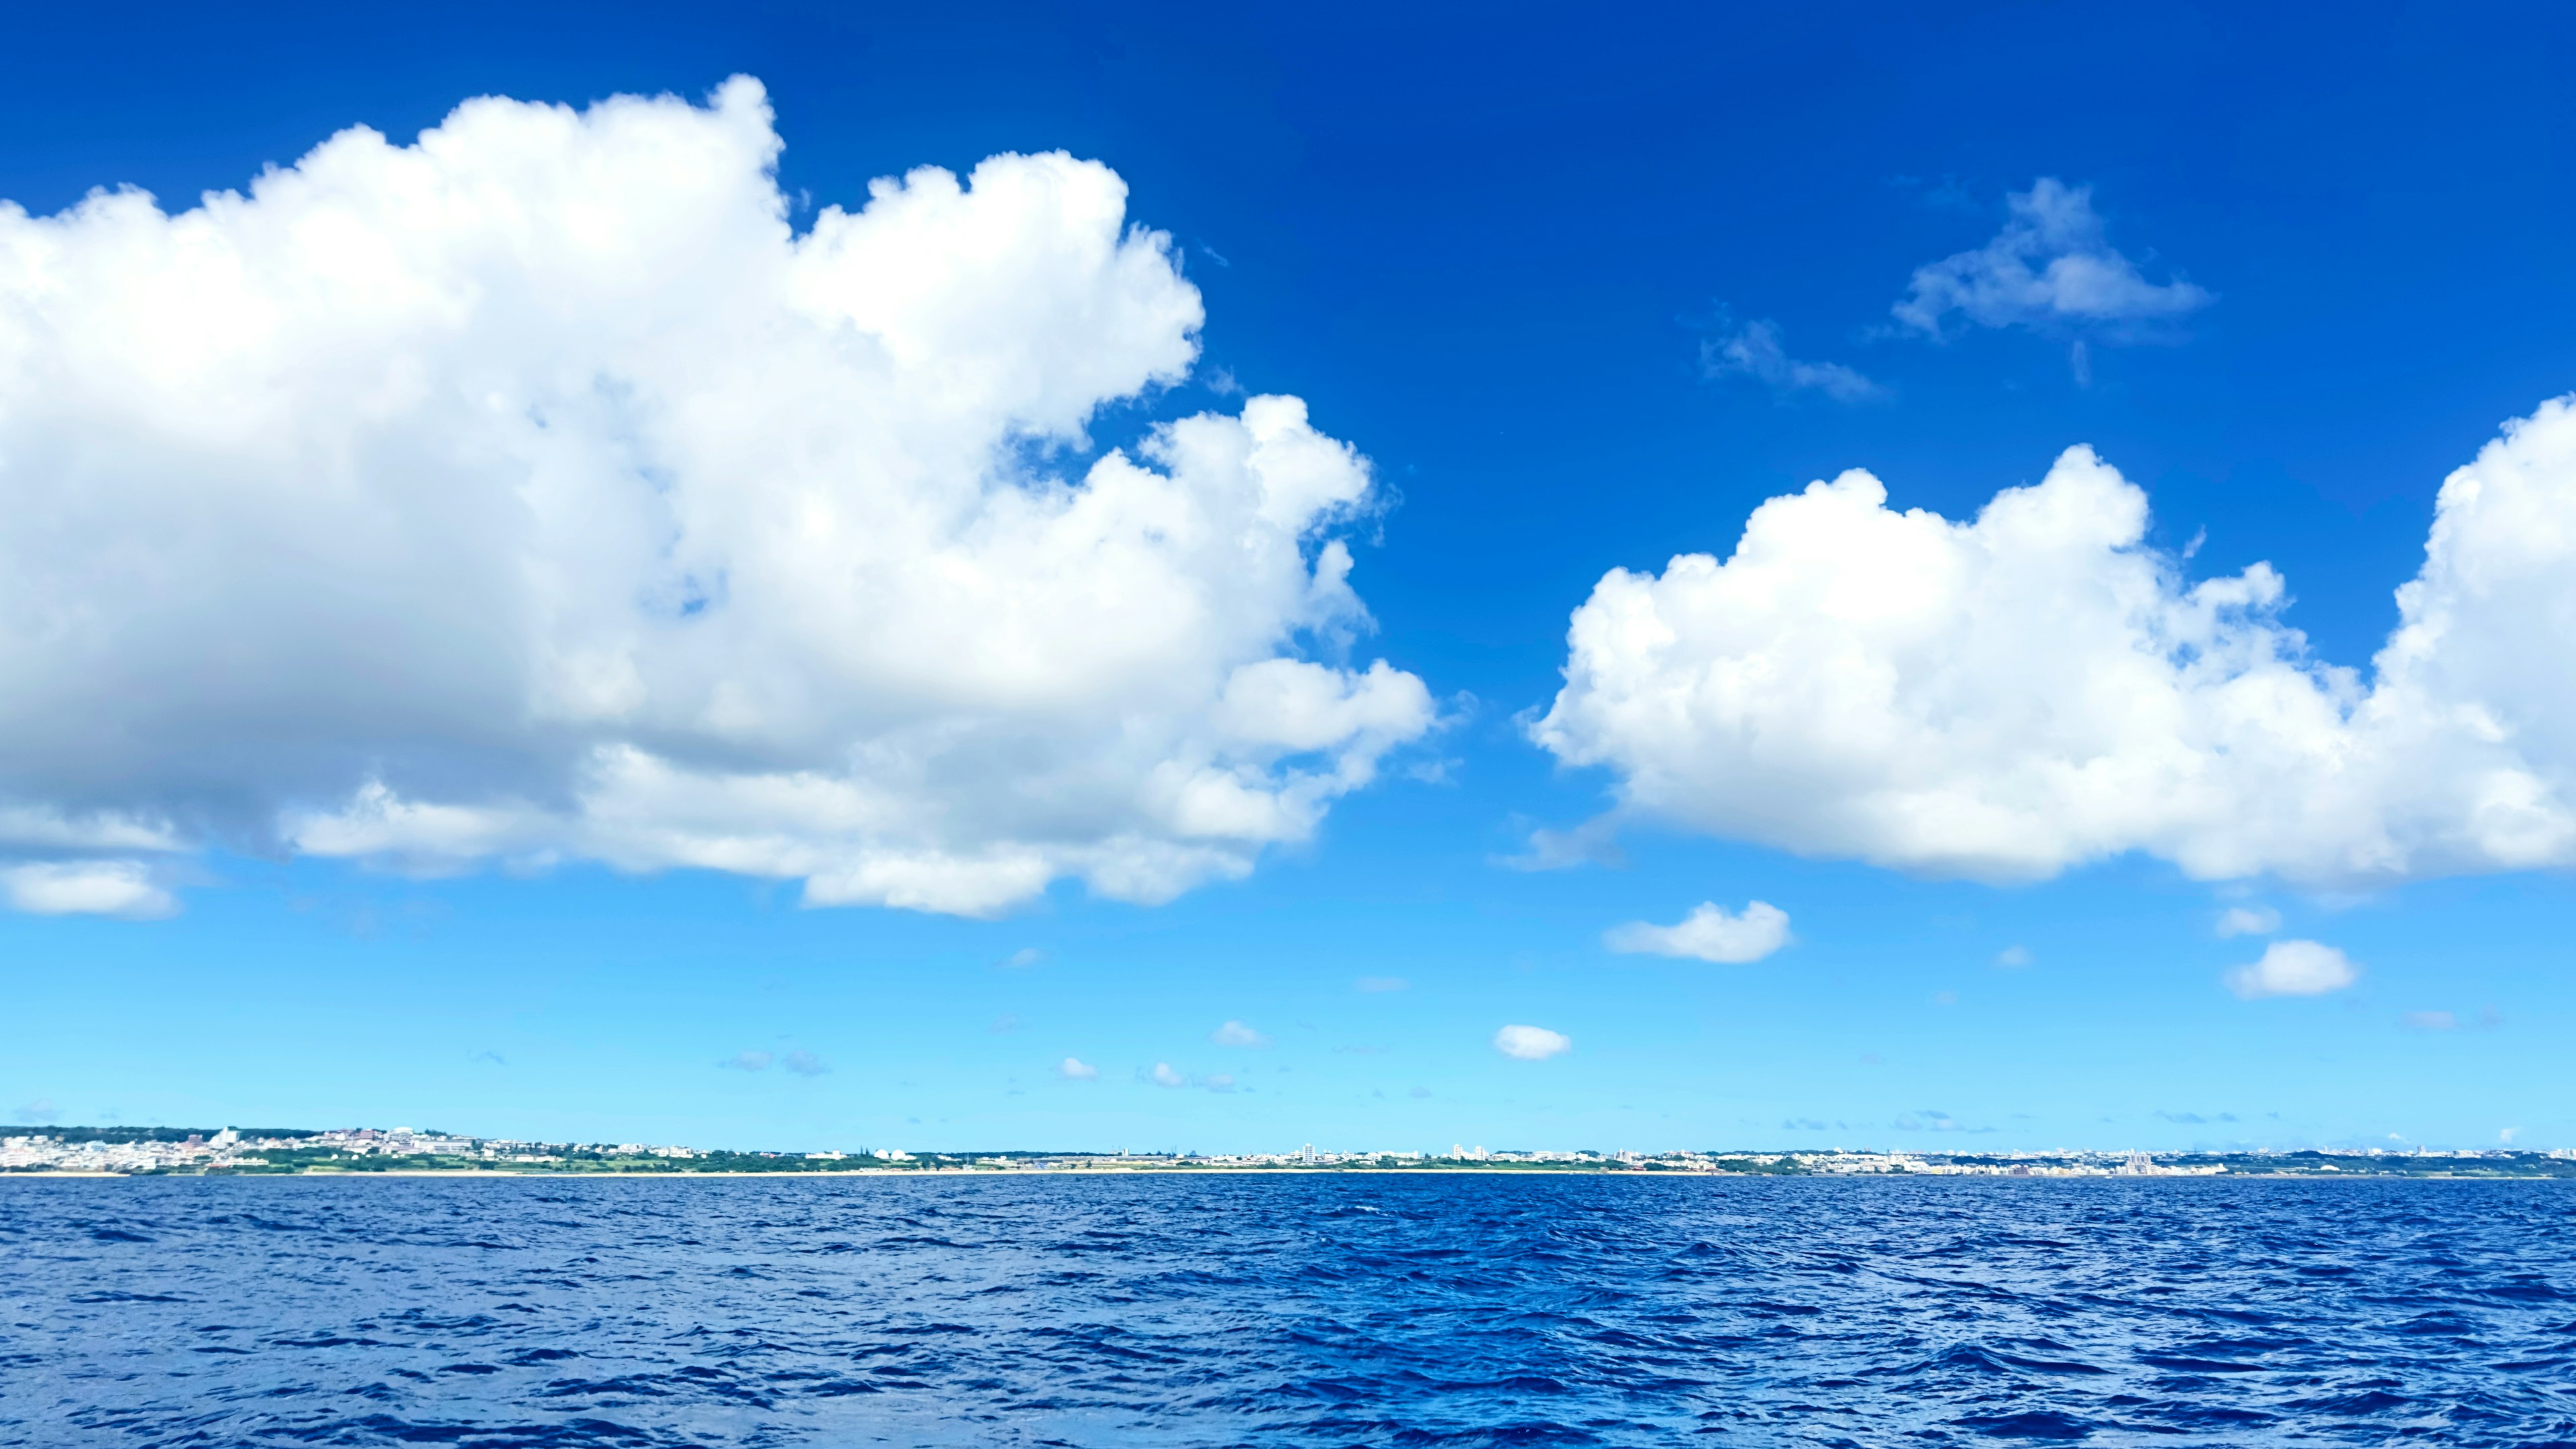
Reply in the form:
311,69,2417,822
7,1167,2563,1181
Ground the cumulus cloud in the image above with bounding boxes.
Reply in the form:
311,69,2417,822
1892,178,2212,339
781,1049,829,1076
1534,399,2576,890
2226,941,2359,1000
1603,900,1791,963
0,861,177,918
2216,906,2282,938
1148,1062,1187,1087
1055,1056,1098,1080
1493,1024,1570,1060
0,78,1434,920
1701,316,1881,402
1211,1019,1270,1047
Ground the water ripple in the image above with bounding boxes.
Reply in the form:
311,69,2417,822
4,1176,2574,1445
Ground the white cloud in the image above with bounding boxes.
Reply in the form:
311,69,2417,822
2216,906,2281,938
1603,900,1790,963
781,1049,829,1076
1892,178,2212,339
0,861,176,919
1211,1019,1270,1047
1148,1062,1187,1087
1354,975,1409,993
1055,1057,1097,1080
720,1050,774,1071
1533,398,2576,889
1701,317,1881,402
2225,940,2359,1000
1001,948,1046,968
2402,1010,2457,1030
1493,1024,1570,1061
1994,945,2032,968
1495,816,1624,872
0,78,1434,920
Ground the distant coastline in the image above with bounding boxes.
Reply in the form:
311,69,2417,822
9,1124,2573,1181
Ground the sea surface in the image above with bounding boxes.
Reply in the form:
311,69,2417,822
3,1174,2571,1446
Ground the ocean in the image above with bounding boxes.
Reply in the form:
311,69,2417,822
4,1173,2571,1446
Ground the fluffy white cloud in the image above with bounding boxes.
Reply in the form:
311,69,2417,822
1056,1057,1098,1080
1892,178,2212,339
1148,1062,1187,1087
2226,940,2359,1000
1603,900,1790,963
0,78,1434,919
1701,317,1881,402
2215,906,2282,938
1211,1019,1270,1046
0,861,177,919
1493,1024,1570,1060
1533,397,2576,889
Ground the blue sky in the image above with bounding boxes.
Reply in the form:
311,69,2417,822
5,2,2574,1154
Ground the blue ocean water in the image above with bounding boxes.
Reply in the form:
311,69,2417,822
3,1175,2571,1446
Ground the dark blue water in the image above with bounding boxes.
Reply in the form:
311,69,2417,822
5,1175,2573,1446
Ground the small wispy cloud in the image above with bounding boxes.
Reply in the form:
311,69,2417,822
1356,976,1409,994
720,1051,774,1071
13,1097,61,1124
1993,945,2033,968
2401,1010,2458,1031
1056,1057,1098,1081
1701,314,1883,402
2216,906,2281,938
1495,816,1624,872
471,1051,507,1067
1409,1085,1432,1099
1892,177,2212,341
1212,1020,1271,1048
1142,1061,1232,1091
998,947,1044,968
782,1049,829,1077
990,1013,1024,1034
1604,900,1792,964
